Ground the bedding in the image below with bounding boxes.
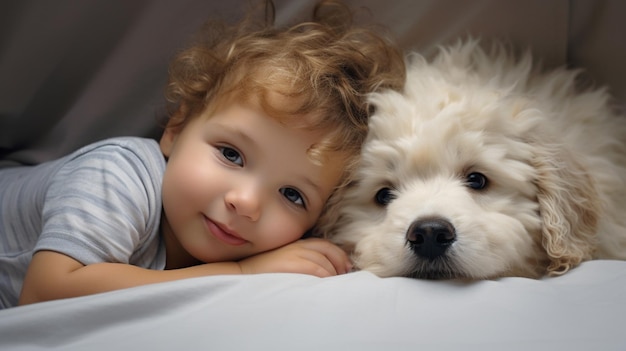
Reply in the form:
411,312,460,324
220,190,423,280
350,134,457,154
1,0,625,349
1,260,626,350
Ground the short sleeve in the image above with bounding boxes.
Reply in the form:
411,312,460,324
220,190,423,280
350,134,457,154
35,138,165,268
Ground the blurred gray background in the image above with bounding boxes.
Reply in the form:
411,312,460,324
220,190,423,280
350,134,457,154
1,0,624,166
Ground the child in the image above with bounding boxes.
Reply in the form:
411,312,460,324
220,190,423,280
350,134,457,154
0,1,405,308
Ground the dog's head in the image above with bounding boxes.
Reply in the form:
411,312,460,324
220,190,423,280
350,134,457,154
316,41,599,279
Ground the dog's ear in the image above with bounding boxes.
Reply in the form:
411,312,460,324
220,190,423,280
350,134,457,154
534,146,599,275
310,180,352,239
311,182,345,238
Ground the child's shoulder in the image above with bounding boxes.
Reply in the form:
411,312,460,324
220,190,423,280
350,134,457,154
66,136,166,177
79,136,159,151
72,136,162,161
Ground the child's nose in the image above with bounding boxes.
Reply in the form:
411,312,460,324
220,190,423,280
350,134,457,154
224,184,261,221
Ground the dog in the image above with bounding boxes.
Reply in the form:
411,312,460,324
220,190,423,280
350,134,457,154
315,39,626,279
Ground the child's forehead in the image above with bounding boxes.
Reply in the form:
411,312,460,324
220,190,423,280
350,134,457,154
209,89,326,129
205,97,344,163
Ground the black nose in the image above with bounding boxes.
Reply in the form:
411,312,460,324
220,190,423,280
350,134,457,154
406,217,456,260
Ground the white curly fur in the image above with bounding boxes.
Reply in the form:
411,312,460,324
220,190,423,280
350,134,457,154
316,39,626,279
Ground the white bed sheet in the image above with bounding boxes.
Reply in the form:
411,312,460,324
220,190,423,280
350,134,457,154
1,260,625,351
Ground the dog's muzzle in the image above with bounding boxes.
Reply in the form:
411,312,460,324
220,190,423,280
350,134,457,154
406,217,456,260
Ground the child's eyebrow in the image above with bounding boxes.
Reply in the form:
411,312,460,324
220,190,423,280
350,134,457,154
294,174,324,203
215,123,258,148
301,175,321,193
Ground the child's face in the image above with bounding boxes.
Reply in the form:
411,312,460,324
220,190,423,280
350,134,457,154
159,103,344,264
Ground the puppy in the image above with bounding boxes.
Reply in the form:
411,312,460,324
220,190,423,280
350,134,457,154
316,39,626,279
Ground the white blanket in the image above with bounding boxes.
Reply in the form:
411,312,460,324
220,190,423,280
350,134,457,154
1,260,625,350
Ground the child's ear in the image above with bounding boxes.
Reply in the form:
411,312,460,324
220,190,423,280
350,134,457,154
159,125,179,157
160,108,187,157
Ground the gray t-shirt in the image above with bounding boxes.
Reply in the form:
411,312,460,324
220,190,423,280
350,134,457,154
0,137,167,308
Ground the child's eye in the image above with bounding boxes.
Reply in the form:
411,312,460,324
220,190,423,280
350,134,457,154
280,187,305,208
219,146,243,166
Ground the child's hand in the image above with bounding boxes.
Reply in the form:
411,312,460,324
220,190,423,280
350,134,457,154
237,238,352,277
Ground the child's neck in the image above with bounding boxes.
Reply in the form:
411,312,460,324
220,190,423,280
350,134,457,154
160,216,203,270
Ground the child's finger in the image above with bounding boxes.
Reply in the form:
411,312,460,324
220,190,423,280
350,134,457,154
298,238,352,274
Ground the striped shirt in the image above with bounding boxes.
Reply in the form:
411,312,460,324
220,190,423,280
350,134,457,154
0,137,166,308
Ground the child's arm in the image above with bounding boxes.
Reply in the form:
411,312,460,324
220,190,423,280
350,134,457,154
19,238,350,305
238,238,352,276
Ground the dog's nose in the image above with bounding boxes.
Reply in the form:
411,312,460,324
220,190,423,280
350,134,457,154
406,217,456,260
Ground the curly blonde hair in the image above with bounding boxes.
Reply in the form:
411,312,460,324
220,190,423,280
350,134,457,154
164,0,405,182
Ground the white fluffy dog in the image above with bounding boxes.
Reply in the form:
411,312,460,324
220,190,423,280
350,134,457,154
316,40,626,279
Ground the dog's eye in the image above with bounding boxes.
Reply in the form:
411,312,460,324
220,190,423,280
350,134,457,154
375,187,396,206
466,172,488,190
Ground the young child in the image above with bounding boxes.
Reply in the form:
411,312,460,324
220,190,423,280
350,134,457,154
0,1,405,308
